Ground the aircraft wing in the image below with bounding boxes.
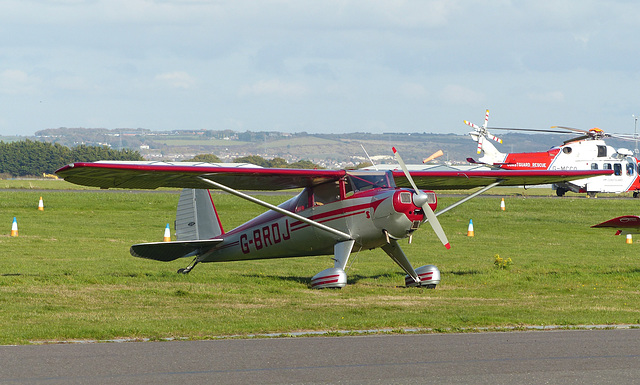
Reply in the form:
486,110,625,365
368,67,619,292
55,161,346,190
56,161,613,191
393,169,614,190
591,216,640,230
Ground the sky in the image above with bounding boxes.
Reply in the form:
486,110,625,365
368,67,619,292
2,0,640,137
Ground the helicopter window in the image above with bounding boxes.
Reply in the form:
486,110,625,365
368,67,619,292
627,162,635,176
603,163,612,170
591,163,598,170
614,163,622,176
597,145,607,157
563,147,572,154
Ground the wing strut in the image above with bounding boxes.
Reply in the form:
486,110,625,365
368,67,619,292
435,181,503,217
196,176,352,241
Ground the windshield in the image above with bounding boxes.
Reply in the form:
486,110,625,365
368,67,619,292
346,171,395,193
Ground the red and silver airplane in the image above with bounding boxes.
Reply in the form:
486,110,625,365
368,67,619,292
55,149,611,288
465,109,640,197
592,216,640,236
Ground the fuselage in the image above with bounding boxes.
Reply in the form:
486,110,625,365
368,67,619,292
199,171,436,263
482,139,640,194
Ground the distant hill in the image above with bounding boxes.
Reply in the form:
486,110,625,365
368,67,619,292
4,127,636,167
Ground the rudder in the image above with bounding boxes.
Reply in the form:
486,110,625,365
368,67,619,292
175,188,224,241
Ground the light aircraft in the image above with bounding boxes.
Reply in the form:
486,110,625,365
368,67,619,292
465,109,640,197
592,216,640,235
55,150,611,288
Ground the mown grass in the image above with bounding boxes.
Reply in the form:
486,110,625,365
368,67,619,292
1,188,639,345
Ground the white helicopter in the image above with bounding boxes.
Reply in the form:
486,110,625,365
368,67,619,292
465,109,640,197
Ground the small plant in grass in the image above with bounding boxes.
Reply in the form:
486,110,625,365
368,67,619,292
494,254,513,269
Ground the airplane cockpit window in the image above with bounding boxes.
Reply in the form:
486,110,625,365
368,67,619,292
313,181,340,206
347,171,395,193
294,188,311,212
614,163,622,176
597,145,607,157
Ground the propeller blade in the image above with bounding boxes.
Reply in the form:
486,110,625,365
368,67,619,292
464,120,481,131
488,133,503,144
483,109,489,128
392,147,450,249
477,136,483,154
421,198,451,250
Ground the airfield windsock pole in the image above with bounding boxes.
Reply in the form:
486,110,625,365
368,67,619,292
467,219,474,237
10,217,18,237
38,196,44,211
500,198,506,211
163,223,171,242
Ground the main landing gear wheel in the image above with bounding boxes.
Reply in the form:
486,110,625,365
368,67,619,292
556,188,568,197
634,191,639,198
178,258,199,274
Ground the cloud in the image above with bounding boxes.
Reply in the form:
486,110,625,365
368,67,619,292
239,79,308,97
441,84,485,105
399,82,428,99
0,69,39,95
155,71,196,89
527,91,565,103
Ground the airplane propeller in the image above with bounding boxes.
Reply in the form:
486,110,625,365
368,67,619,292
392,147,451,249
464,109,503,154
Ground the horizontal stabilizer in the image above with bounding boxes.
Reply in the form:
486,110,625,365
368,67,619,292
592,216,640,229
130,239,223,261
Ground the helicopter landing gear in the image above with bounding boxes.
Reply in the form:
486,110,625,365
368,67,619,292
634,191,639,198
556,187,568,197
178,258,199,274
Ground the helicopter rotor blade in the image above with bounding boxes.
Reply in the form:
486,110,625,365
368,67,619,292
550,126,590,134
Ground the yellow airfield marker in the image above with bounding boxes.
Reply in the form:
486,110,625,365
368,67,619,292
626,234,633,244
163,223,171,242
10,217,18,237
500,198,506,211
467,219,474,237
38,196,44,211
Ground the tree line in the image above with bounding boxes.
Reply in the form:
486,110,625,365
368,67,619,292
187,154,321,169
0,140,322,177
0,140,143,177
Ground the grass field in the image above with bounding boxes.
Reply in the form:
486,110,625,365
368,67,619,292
1,185,639,345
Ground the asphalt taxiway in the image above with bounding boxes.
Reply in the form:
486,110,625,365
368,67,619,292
2,329,639,384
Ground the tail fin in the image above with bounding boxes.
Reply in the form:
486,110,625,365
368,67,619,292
469,131,507,165
175,189,223,241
